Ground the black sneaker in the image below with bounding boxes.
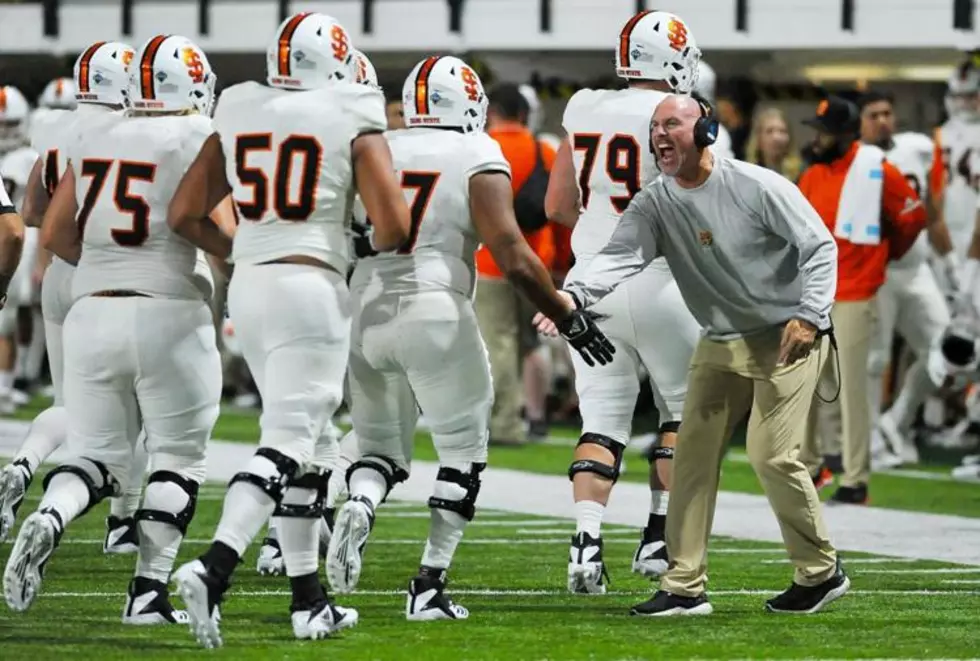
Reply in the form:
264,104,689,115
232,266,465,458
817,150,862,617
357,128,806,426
828,484,868,505
630,590,713,617
765,557,850,613
406,567,469,621
103,515,139,554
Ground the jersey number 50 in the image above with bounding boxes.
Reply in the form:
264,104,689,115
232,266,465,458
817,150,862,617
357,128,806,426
234,133,322,222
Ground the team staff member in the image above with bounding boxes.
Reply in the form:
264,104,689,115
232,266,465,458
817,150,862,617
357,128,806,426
0,174,25,309
553,94,847,616
797,97,926,504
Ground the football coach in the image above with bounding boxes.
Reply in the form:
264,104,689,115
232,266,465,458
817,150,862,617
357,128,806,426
556,94,850,617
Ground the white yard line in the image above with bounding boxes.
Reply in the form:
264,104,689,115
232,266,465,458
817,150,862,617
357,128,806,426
760,558,922,565
942,579,980,584
856,568,980,574
0,538,796,549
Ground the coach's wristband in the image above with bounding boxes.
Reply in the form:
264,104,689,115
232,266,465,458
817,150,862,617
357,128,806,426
0,205,15,215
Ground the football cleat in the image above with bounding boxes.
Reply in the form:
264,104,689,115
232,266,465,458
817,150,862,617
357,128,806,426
103,515,139,555
406,568,469,622
3,509,62,612
325,496,375,594
172,560,226,649
122,577,191,625
256,536,285,576
567,531,609,595
291,596,359,639
0,461,31,543
632,529,669,578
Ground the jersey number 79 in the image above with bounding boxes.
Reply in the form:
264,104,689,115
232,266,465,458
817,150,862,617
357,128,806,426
572,133,641,213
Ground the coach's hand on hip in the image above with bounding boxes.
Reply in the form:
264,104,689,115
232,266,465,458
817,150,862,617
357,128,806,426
778,318,818,366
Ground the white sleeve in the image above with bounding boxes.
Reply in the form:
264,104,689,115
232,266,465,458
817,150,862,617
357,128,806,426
465,133,511,180
347,86,388,136
179,115,216,174
561,89,590,135
0,175,13,209
709,125,735,160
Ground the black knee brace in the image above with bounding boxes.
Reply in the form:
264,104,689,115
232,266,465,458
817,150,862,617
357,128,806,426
134,471,200,535
42,456,119,516
228,447,300,502
345,455,409,504
568,433,624,483
428,463,486,521
274,469,331,519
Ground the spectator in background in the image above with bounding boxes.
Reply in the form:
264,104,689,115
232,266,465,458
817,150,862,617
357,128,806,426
476,84,556,445
797,96,927,504
746,107,804,182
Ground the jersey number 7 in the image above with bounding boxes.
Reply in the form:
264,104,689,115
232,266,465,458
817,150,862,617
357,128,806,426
234,133,322,222
76,159,155,246
363,170,440,255
573,133,640,213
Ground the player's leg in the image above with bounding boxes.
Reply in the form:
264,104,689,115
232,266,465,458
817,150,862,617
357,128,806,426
565,286,640,594
175,265,351,647
103,433,147,555
882,265,951,463
403,292,490,621
327,328,415,595
4,298,135,612
0,296,20,414
631,270,699,579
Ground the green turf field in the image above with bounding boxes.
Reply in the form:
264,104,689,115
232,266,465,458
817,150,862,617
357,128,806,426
2,402,979,659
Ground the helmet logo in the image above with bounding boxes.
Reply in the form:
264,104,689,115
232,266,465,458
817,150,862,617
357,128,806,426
122,50,134,67
666,18,688,52
330,25,350,63
460,66,481,102
182,47,205,84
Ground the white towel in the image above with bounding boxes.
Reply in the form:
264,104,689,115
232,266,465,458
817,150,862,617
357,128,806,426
835,144,885,246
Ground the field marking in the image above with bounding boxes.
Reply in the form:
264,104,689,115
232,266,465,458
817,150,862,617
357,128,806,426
760,558,922,565
942,579,980,584
515,528,638,535
855,568,980,574
34,588,980,599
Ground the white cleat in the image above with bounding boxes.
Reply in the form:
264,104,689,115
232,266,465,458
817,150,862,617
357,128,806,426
406,572,469,622
952,463,980,482
3,511,60,612
121,577,191,626
103,515,139,555
326,496,374,594
0,463,29,543
256,537,285,576
173,560,223,649
567,532,608,595
291,600,359,639
632,536,669,578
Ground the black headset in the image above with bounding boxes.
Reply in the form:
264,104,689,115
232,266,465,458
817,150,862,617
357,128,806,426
691,91,719,150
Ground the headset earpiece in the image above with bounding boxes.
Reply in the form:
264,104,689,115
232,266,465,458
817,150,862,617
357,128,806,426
691,91,719,150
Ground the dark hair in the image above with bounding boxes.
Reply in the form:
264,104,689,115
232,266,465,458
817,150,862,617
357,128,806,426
488,83,529,123
857,89,894,111
383,85,403,104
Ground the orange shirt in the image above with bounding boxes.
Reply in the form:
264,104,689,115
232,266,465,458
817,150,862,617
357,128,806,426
798,142,927,302
475,125,556,279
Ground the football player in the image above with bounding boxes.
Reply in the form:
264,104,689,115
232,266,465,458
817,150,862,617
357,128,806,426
324,54,613,620
859,90,954,467
0,172,25,309
169,13,411,647
4,35,223,626
544,9,704,594
0,41,150,556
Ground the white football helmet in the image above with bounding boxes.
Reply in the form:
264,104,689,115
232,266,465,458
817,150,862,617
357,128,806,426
614,10,701,93
353,49,380,89
74,41,135,107
927,318,980,387
402,55,488,134
945,60,980,121
38,77,78,110
267,12,356,90
519,84,543,133
0,86,30,152
128,35,216,116
695,60,717,103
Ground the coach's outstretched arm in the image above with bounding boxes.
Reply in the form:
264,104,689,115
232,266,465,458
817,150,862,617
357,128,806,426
0,174,25,307
352,133,411,251
561,187,662,309
470,171,614,367
168,133,234,260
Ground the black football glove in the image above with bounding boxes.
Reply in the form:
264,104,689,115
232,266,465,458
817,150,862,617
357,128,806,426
556,307,615,367
351,220,379,259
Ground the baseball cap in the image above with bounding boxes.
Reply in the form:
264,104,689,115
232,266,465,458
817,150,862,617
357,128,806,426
803,96,859,134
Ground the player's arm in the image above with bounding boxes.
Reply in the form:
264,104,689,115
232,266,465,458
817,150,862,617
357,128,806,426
882,162,927,261
20,158,49,228
470,170,613,367
351,132,410,251
39,163,81,265
544,137,580,228
168,133,234,260
0,174,26,307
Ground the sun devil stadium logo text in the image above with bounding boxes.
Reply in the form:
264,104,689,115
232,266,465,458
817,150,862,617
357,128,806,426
699,230,713,246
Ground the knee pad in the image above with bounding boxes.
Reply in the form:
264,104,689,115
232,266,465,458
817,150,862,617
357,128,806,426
428,463,486,521
42,456,119,515
135,471,200,535
568,433,623,483
274,469,330,519
345,454,409,503
228,447,300,503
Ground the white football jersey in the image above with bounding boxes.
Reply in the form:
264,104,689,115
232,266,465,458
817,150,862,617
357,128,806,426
349,128,510,299
936,118,980,255
0,145,38,209
214,82,387,273
885,132,934,270
562,88,667,260
67,112,214,302
711,123,735,160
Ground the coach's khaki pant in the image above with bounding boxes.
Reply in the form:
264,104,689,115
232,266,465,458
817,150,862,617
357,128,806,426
801,298,877,488
660,330,837,597
474,277,526,443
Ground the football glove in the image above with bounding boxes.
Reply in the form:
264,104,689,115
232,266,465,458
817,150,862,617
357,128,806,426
556,303,615,367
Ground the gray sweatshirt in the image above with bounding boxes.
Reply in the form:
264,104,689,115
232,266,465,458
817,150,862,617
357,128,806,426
563,157,838,340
